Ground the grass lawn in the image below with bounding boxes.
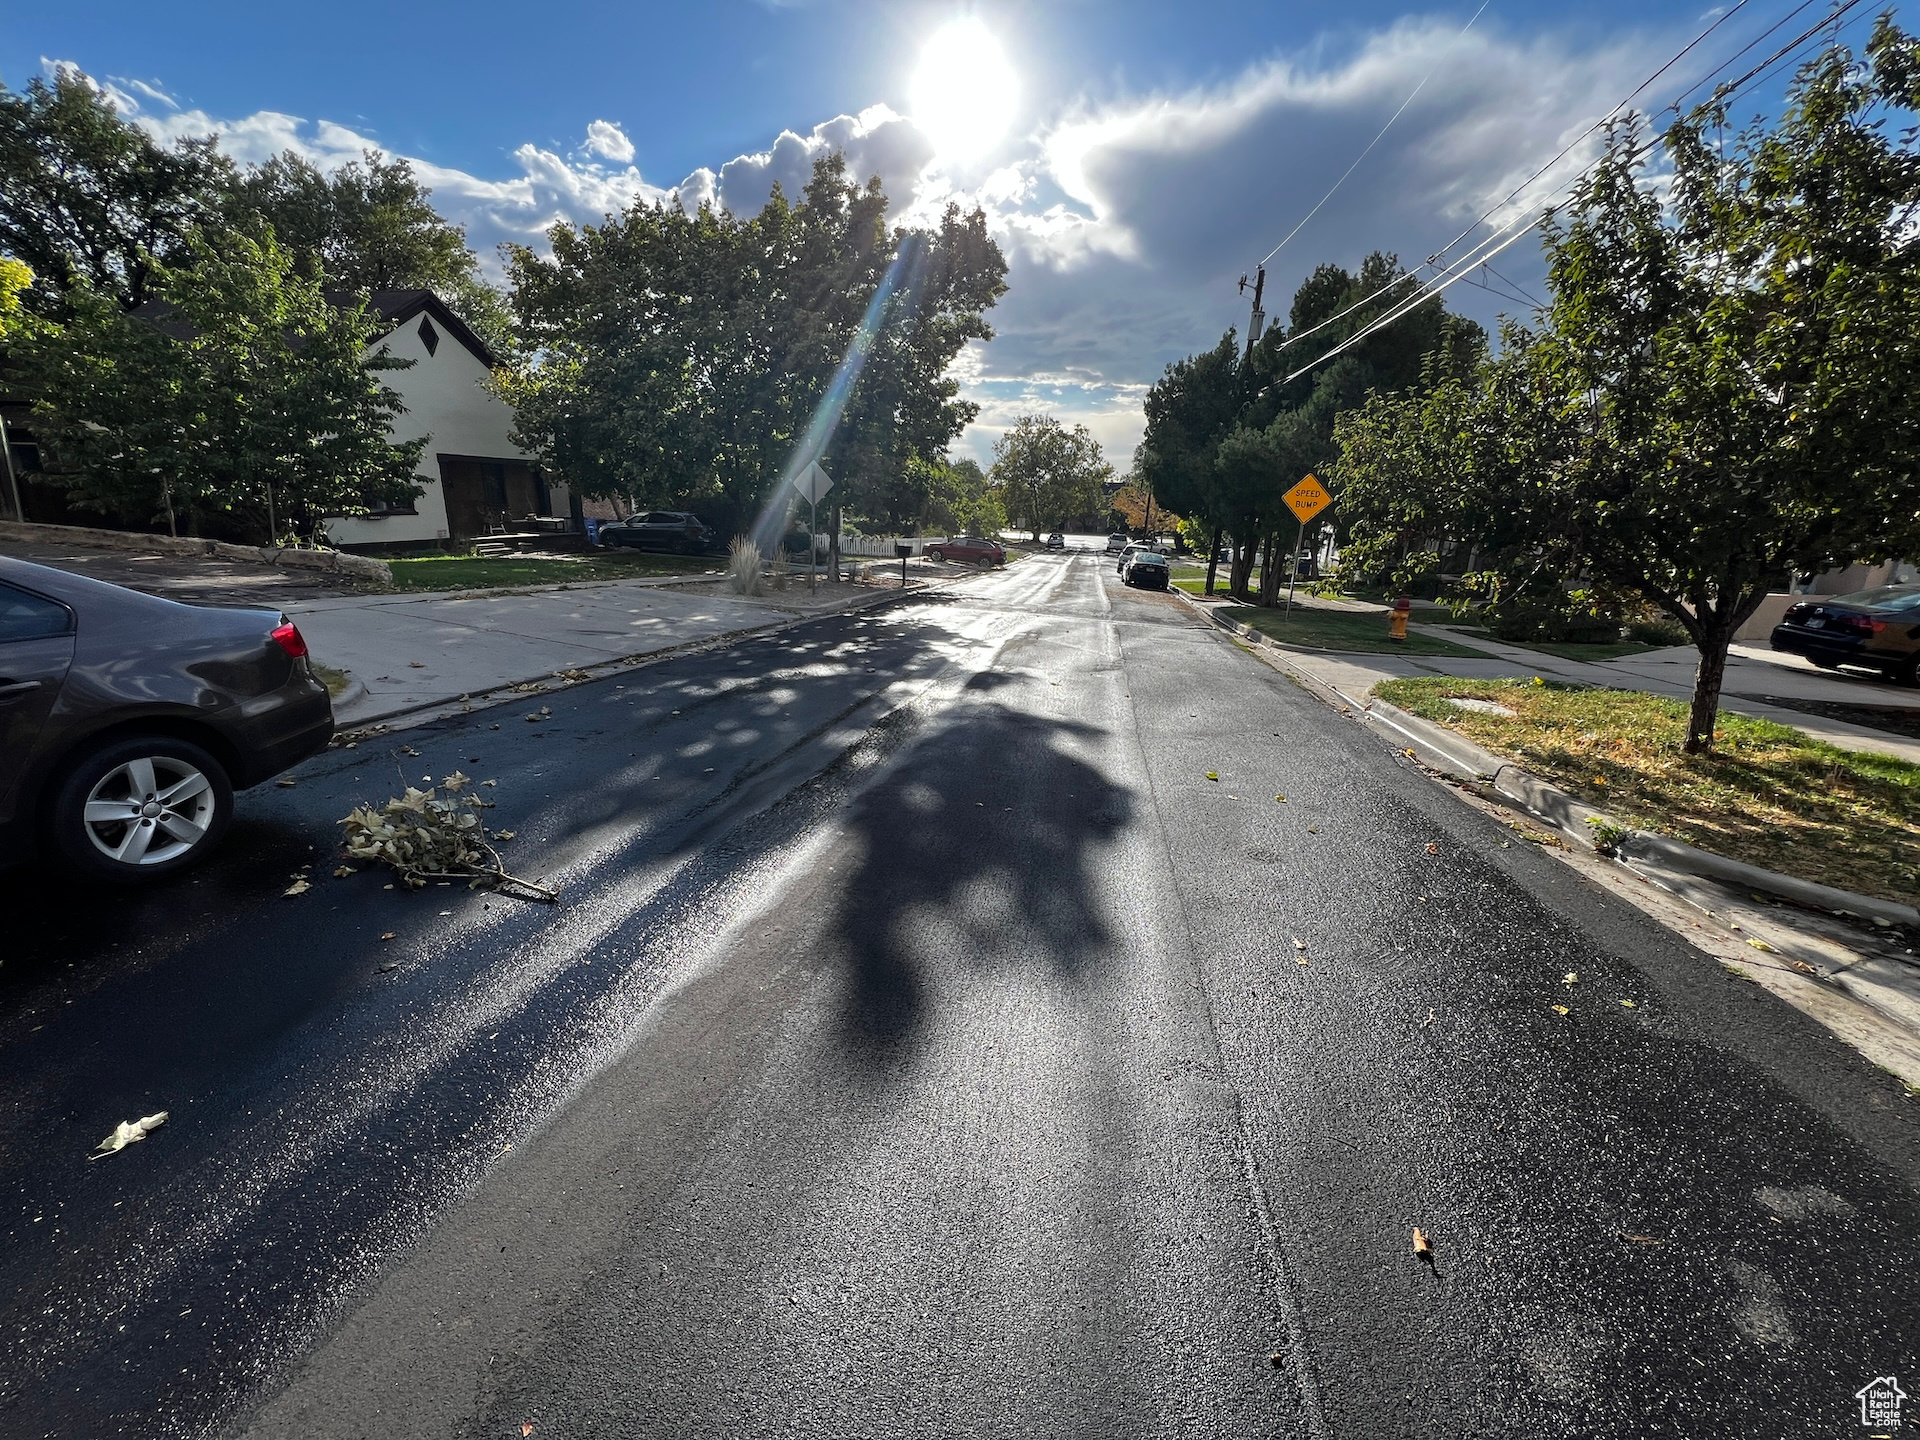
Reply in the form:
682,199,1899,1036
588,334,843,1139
1441,625,1661,663
384,551,719,592
1208,603,1491,657
1374,676,1920,904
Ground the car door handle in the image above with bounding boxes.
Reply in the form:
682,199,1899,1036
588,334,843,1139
0,678,44,701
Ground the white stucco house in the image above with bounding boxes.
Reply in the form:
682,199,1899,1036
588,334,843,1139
323,290,573,551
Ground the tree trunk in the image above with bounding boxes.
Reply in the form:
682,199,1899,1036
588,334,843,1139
1684,617,1736,755
1259,532,1283,608
1229,540,1254,599
1204,526,1222,595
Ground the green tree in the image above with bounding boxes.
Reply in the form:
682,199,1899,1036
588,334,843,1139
1500,22,1920,750
25,225,423,540
229,150,514,354
916,455,1005,536
0,70,230,313
990,414,1113,539
503,155,1005,546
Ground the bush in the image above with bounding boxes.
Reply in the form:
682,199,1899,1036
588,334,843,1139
1626,612,1690,646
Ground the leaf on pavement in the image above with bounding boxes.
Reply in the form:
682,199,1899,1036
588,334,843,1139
275,777,298,787
1403,748,1417,759
88,1111,167,1161
408,661,426,668
1275,795,1286,803
1292,937,1307,950
1788,959,1818,976
1563,971,1578,986
283,879,310,896
1747,937,1775,953
1551,1003,1570,1015
1620,998,1637,1008
400,745,421,757
1412,1226,1433,1261
332,865,355,878
522,1425,535,1437
1424,842,1439,856
1205,771,1218,781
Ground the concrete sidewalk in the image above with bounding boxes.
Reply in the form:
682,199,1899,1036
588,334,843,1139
291,576,906,726
1179,590,1920,762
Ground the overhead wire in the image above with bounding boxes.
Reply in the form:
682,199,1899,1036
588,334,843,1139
1270,0,1869,384
1254,0,1494,269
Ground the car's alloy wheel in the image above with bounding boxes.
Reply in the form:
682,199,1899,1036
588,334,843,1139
51,736,233,881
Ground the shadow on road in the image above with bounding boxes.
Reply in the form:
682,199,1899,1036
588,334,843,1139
828,701,1132,1056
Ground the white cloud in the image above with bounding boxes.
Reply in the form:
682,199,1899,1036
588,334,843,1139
583,119,635,163
47,17,1670,470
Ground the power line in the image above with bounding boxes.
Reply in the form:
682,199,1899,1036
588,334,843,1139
1255,0,1494,269
1665,0,1827,113
1271,0,1864,384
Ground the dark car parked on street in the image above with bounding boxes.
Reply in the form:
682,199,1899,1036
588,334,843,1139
0,556,334,881
1769,584,1920,685
597,511,717,555
925,535,1005,566
1121,550,1171,590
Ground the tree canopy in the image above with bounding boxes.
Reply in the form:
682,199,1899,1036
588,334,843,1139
501,154,1006,543
1330,18,1920,751
989,414,1114,538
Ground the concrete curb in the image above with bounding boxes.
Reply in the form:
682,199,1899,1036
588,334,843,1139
1173,585,1920,932
0,518,393,588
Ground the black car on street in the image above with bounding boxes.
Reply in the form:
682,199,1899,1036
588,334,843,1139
1768,583,1920,684
0,556,334,880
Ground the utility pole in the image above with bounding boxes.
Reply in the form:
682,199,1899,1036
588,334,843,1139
1238,265,1267,356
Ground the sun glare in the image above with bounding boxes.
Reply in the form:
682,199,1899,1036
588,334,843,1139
909,17,1018,164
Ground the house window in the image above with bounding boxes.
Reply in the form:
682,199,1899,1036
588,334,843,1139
417,316,439,356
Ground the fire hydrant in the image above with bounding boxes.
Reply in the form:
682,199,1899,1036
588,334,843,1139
1388,594,1412,643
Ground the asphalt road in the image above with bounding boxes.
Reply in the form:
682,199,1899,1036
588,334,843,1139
3,555,1918,1439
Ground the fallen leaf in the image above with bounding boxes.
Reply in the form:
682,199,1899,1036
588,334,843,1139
1412,1226,1433,1261
375,962,399,975
1788,959,1819,976
522,1423,535,1436
401,745,421,757
1747,937,1775,953
1404,748,1417,759
1205,771,1219,781
1623,1233,1662,1245
88,1111,167,1161
408,661,426,668
1292,937,1307,950
333,865,355,878
1563,972,1578,986
493,830,516,841
1275,795,1286,803
1424,842,1439,856
380,931,396,940
1551,1003,1570,1015
526,713,543,723
1307,825,1320,834
283,879,310,897
1619,999,1637,1008
275,777,298,788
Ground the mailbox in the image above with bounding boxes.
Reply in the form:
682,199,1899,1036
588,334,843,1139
895,541,914,558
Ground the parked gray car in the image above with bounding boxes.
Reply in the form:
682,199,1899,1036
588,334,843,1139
0,556,334,881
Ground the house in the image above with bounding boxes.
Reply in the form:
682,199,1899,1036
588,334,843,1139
322,290,576,552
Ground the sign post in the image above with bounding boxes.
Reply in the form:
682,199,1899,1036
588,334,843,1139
792,461,835,593
1281,475,1332,615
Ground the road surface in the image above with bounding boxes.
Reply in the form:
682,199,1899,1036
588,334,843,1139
3,554,1916,1438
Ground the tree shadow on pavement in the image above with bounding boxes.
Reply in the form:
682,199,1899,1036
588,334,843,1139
827,700,1133,1058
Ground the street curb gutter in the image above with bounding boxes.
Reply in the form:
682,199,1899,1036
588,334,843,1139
1174,586,1920,932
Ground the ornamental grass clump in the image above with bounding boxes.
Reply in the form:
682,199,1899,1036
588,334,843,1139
339,771,555,901
727,535,763,596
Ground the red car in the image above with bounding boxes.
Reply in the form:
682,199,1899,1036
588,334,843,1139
926,536,1005,566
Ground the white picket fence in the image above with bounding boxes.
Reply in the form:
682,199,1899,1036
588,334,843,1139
836,534,926,558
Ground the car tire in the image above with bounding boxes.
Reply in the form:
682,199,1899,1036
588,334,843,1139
48,735,234,883
1891,654,1920,687
976,555,994,567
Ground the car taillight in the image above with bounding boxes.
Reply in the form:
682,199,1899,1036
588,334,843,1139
271,621,309,659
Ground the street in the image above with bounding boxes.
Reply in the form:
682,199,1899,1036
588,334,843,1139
4,553,1918,1438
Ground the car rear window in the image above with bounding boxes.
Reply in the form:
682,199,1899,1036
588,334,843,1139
1831,584,1920,610
0,582,74,642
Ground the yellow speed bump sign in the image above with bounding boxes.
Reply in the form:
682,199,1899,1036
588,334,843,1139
1284,474,1332,523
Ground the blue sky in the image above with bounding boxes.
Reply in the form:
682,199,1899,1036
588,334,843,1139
2,0,1862,463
